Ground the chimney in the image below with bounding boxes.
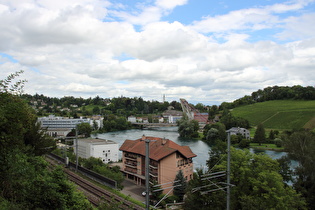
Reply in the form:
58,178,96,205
162,137,167,145
142,134,146,141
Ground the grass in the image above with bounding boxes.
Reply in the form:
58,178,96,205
250,143,284,151
232,100,315,130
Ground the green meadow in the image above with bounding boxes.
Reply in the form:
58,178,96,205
231,100,315,130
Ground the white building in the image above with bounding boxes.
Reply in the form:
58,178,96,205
75,138,119,164
229,127,250,139
38,115,90,129
38,115,104,137
127,116,137,123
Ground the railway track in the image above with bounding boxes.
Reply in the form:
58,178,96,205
46,156,145,210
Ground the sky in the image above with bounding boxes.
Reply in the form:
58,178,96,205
0,0,315,105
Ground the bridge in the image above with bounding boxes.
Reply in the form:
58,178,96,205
131,122,177,128
180,98,209,126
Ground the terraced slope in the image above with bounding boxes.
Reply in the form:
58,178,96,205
231,100,315,130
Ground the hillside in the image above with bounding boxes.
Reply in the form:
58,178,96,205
231,100,315,130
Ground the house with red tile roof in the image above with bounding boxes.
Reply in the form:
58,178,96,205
119,135,197,194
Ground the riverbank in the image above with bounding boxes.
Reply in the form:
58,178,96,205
250,143,284,152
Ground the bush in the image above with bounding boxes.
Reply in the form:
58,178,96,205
239,139,250,148
274,138,283,147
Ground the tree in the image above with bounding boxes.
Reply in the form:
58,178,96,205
269,130,275,141
185,148,306,209
206,128,219,145
0,72,91,208
254,123,266,145
177,115,199,138
284,131,315,209
77,122,92,137
173,170,187,202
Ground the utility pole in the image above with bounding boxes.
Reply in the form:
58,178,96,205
145,138,150,210
226,130,231,210
75,125,79,172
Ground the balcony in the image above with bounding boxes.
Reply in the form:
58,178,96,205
124,153,137,160
125,160,137,168
125,167,137,174
149,160,158,169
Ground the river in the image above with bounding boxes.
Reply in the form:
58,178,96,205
94,127,294,170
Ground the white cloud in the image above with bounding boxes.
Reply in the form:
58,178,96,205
0,0,314,105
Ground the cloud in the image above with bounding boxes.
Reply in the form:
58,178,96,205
189,0,313,37
276,13,315,40
109,0,188,25
0,0,314,105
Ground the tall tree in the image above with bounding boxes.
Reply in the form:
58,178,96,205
173,170,187,202
284,131,315,209
254,123,266,145
0,72,91,209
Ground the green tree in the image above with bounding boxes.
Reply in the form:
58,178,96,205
173,170,187,202
0,72,91,209
77,122,92,137
284,131,315,209
185,148,306,209
254,123,266,145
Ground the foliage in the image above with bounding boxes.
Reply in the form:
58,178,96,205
177,115,199,138
238,138,250,148
184,168,225,210
80,157,124,189
0,72,91,209
150,179,163,202
221,85,315,110
274,138,283,147
185,148,306,209
253,123,266,145
0,149,92,209
0,70,27,95
276,155,293,183
77,122,93,137
101,115,131,132
284,130,315,209
208,105,219,121
203,122,226,144
173,170,187,202
219,110,250,130
22,93,183,118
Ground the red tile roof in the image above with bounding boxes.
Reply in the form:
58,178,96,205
119,136,197,161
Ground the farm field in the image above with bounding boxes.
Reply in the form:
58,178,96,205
231,100,315,130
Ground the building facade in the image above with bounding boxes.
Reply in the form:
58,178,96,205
229,127,250,139
119,135,197,194
75,138,119,163
38,115,103,138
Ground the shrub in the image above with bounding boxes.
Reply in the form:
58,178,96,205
239,139,250,148
274,138,283,147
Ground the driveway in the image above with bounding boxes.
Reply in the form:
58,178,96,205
121,179,146,203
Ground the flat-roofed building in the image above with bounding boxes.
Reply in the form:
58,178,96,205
75,138,119,164
119,135,197,194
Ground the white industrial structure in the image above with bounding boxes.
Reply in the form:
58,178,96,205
75,138,119,164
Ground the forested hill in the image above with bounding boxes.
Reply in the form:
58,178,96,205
220,85,315,109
